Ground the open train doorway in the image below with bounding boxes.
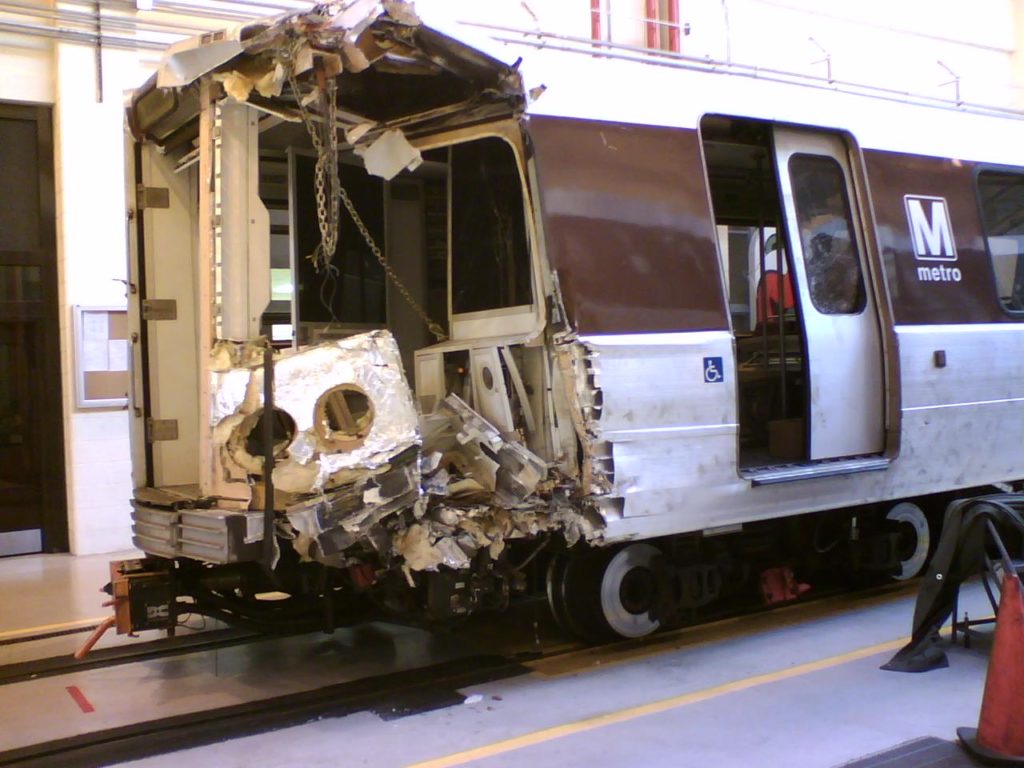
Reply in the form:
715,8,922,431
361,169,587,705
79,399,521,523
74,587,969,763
700,116,885,476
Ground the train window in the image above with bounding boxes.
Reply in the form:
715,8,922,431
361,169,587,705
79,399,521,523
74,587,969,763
450,138,532,314
788,155,866,315
977,170,1024,312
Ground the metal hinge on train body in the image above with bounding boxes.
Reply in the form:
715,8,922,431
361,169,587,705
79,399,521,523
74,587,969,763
146,418,179,442
136,185,170,210
141,299,177,321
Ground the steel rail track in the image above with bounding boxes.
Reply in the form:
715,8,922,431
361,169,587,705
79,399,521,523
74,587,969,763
0,578,922,768
0,626,261,687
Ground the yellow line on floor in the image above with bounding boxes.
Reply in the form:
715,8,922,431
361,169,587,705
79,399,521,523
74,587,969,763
0,617,105,642
407,636,909,768
528,582,921,679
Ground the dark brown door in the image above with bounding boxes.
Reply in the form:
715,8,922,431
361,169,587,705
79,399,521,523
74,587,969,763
0,102,67,555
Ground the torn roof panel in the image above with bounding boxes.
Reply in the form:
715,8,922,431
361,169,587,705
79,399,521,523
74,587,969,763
152,1,518,93
133,1,525,147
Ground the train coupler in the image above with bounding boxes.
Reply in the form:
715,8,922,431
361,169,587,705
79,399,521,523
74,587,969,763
104,558,177,635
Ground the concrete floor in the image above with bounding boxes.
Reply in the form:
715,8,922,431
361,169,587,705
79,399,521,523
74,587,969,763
114,590,992,768
0,551,137,634
0,552,1001,768
0,550,148,665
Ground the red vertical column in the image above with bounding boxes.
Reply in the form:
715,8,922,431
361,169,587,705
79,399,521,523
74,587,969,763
668,0,681,52
645,0,659,48
591,0,602,41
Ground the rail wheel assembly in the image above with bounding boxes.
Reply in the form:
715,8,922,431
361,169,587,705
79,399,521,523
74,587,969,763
886,501,931,580
547,543,662,641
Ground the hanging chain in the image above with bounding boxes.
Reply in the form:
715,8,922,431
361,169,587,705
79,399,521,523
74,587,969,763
288,65,338,271
286,61,446,341
336,185,447,340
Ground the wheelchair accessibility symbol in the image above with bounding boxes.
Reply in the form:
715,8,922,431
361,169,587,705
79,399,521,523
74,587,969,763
703,356,724,383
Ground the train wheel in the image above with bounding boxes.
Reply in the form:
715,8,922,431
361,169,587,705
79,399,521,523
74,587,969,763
887,502,931,580
545,551,573,633
598,543,662,638
546,544,662,641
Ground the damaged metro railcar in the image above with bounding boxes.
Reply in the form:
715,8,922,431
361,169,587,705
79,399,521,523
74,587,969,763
112,1,1024,641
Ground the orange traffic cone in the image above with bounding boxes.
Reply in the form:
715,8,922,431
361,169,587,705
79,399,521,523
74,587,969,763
958,571,1024,764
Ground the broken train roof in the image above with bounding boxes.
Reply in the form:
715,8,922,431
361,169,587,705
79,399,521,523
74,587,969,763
128,0,527,147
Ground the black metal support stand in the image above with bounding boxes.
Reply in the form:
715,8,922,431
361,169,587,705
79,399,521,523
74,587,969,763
261,346,276,570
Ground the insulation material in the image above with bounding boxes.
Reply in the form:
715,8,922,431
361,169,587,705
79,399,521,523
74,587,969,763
213,59,288,102
354,129,423,180
209,330,420,496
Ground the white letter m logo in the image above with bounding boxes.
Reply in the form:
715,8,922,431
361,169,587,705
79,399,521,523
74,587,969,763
904,195,957,261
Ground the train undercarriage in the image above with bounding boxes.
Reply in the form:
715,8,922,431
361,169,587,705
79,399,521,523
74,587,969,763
110,491,945,642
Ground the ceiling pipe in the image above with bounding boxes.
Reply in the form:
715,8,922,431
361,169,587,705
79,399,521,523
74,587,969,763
0,1,206,36
0,17,169,50
0,0,309,54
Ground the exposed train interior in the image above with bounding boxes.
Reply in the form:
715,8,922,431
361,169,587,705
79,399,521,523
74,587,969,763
270,125,562,481
700,116,809,469
700,115,880,470
256,120,536,407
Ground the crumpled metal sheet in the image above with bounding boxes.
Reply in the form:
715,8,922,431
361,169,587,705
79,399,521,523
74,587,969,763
285,449,420,567
206,333,606,572
393,498,603,574
386,393,605,573
420,394,547,507
210,330,420,495
156,2,421,89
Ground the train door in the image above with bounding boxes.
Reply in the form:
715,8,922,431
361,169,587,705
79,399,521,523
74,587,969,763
0,102,66,554
772,128,884,460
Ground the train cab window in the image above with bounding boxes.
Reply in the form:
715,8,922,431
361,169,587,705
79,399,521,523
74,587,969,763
977,170,1024,312
789,155,865,315
450,137,532,315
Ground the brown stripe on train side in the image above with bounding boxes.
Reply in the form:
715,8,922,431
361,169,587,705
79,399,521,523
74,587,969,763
863,148,1016,325
526,116,728,335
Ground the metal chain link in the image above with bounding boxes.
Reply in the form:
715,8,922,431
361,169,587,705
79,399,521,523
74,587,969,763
337,186,447,340
286,62,446,341
288,66,338,271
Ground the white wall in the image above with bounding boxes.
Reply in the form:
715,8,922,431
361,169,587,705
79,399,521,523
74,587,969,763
423,0,1023,110
1014,0,1024,107
53,42,154,554
0,32,54,103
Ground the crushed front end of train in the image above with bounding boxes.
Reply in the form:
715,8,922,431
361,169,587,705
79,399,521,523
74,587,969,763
112,1,608,638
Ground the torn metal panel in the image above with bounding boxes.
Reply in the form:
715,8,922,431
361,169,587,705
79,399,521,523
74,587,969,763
553,338,613,497
157,32,246,89
393,497,603,574
209,330,420,496
421,393,547,508
285,447,420,567
155,3,412,90
134,1,525,151
150,1,525,95
383,393,605,573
